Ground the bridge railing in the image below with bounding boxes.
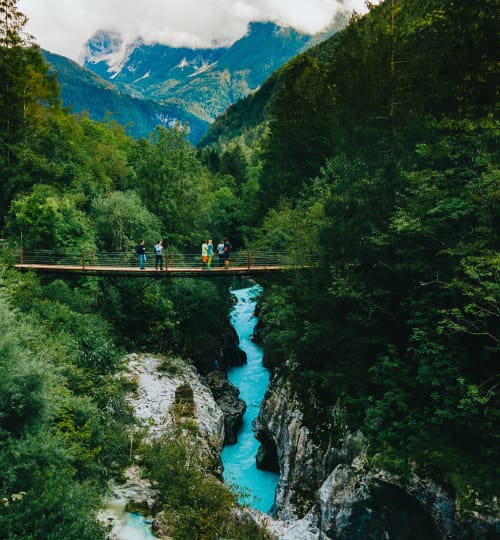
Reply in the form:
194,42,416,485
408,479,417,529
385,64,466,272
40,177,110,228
19,249,85,266
87,251,137,267
14,249,320,270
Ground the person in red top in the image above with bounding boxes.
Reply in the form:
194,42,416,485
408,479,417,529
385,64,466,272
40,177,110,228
201,240,208,268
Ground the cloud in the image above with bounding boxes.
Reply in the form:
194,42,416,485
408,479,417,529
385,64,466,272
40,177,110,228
18,0,372,62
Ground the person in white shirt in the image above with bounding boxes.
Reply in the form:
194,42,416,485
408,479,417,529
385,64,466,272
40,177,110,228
154,240,164,270
201,240,208,268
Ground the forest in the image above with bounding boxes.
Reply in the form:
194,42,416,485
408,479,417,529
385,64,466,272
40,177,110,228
202,0,499,510
1,0,498,537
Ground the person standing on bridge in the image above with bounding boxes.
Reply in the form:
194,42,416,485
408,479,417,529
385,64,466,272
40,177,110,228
201,240,208,269
223,237,232,268
217,240,225,267
154,240,164,270
207,239,214,270
136,239,146,269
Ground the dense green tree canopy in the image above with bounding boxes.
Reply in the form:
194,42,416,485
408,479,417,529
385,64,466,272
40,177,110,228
244,0,499,508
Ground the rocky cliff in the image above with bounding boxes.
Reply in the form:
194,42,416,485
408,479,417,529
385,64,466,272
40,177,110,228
207,370,246,445
125,353,225,452
255,376,500,540
99,353,227,537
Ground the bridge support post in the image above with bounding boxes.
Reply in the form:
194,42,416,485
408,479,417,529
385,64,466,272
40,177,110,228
248,250,250,271
20,246,24,264
81,251,86,270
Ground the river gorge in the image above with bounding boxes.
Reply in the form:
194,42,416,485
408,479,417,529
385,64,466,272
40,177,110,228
98,284,499,540
221,285,279,513
100,283,278,538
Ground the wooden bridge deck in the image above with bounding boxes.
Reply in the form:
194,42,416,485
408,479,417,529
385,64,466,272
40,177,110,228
14,263,287,277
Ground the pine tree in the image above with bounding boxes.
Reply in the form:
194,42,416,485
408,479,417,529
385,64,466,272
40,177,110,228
0,0,32,47
0,0,59,229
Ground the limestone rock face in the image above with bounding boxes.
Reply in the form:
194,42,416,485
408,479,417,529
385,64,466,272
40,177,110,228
314,466,442,539
99,353,227,538
312,463,500,540
254,379,324,520
125,353,225,452
256,376,500,540
207,370,246,444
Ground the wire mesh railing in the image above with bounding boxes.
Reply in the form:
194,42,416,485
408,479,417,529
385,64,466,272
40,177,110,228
12,249,320,272
19,249,86,266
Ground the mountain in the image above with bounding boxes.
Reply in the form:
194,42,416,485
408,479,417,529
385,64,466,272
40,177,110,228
197,18,352,148
79,18,348,136
42,17,348,143
42,50,209,142
80,22,313,121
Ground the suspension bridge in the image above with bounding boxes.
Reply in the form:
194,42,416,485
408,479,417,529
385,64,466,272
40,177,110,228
11,249,318,278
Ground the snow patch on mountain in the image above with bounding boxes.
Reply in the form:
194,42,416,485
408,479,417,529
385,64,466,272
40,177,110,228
177,57,189,70
79,30,140,75
133,71,151,83
189,60,219,77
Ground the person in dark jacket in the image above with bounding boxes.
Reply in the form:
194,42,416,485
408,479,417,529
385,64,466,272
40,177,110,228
223,237,232,268
136,239,146,269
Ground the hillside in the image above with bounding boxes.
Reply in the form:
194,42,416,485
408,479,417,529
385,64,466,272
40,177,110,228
197,21,351,149
199,0,500,532
43,50,209,142
198,22,351,148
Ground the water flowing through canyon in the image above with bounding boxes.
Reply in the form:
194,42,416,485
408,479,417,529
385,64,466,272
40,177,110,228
104,284,278,538
221,285,279,513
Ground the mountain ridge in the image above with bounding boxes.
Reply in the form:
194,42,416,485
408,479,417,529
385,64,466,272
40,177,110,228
43,17,348,143
80,21,320,122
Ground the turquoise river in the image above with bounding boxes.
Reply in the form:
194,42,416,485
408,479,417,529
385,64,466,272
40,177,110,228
221,284,279,513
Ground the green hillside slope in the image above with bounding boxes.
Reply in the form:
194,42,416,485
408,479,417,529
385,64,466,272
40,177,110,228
43,50,209,142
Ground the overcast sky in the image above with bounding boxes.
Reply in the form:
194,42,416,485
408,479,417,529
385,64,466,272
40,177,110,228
18,0,373,62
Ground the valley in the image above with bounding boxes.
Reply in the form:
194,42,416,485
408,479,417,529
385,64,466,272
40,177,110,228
1,0,498,538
